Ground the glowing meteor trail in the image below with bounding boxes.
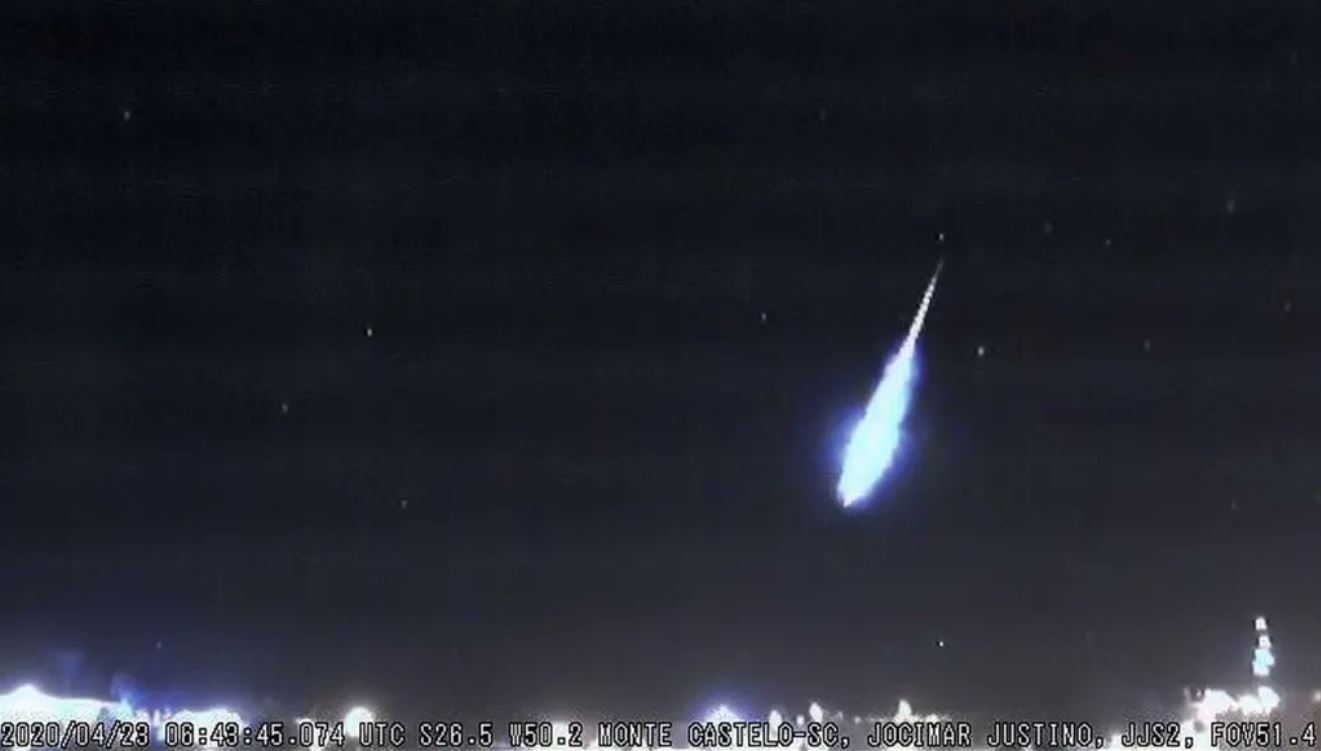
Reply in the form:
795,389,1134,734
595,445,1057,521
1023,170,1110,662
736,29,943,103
836,260,943,506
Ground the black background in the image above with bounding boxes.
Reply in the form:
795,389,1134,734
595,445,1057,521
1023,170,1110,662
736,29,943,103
2,0,1321,726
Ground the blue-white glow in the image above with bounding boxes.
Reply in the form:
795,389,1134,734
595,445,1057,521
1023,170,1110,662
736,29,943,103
344,706,374,739
0,684,240,747
705,705,740,723
0,684,130,724
837,261,943,506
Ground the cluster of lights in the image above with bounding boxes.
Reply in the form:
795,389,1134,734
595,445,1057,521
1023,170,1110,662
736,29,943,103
0,685,133,725
0,686,377,751
1107,615,1284,751
3,617,1310,751
476,617,1301,751
0,686,1293,751
0,684,245,748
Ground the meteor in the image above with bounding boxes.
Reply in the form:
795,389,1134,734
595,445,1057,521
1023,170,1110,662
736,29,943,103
836,260,943,507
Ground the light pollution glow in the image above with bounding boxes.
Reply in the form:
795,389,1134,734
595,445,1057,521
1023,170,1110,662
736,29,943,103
0,620,1299,750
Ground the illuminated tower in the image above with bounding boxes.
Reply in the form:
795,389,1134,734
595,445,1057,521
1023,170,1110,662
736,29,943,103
1253,616,1274,679
1252,615,1281,715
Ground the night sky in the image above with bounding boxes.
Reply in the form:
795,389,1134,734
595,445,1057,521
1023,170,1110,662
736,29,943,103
3,0,1321,728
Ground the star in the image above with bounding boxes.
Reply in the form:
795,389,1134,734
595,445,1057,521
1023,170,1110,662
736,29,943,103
280,402,290,415
976,344,987,358
758,311,768,324
936,231,945,244
1142,339,1151,352
365,325,374,338
121,108,132,122
936,638,946,648
1225,196,1237,215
